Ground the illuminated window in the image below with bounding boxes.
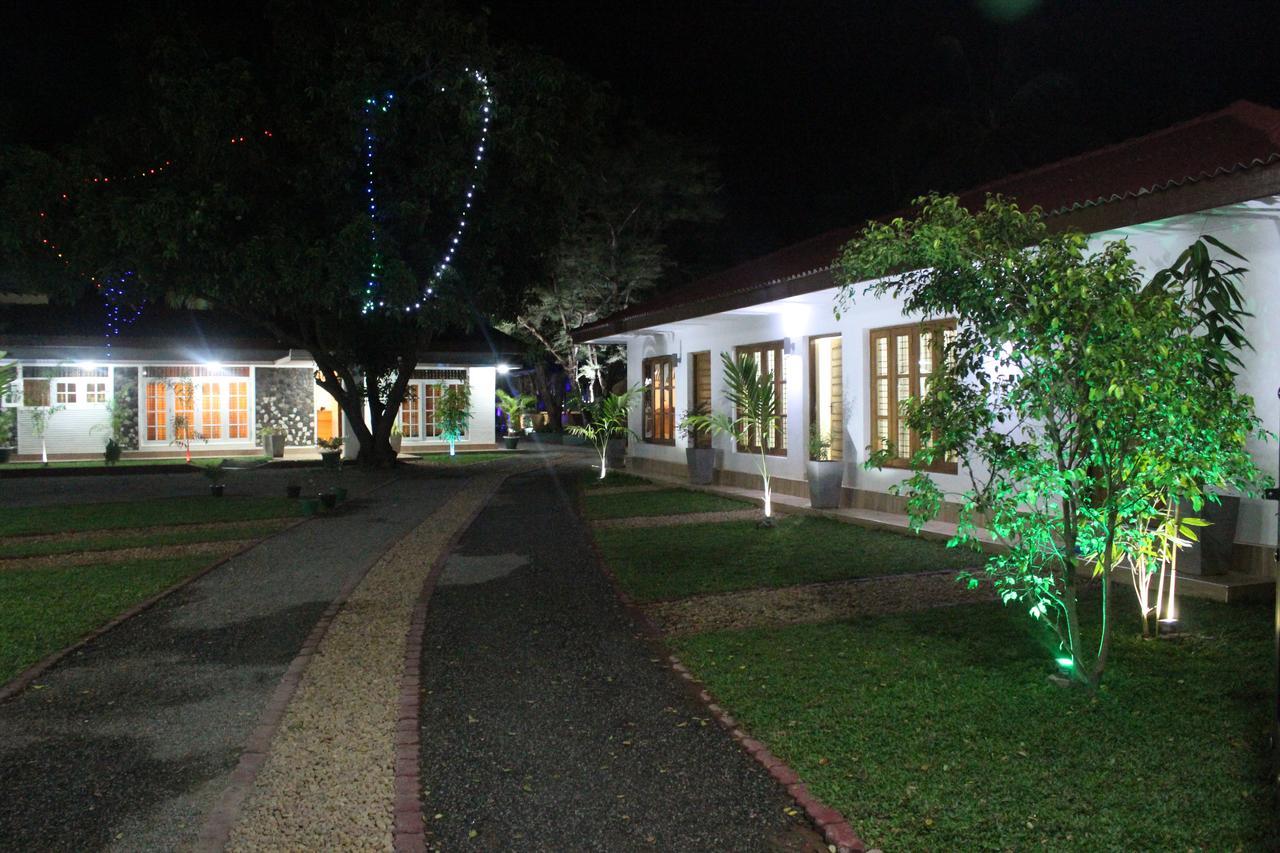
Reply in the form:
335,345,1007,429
201,382,223,439
868,320,957,472
55,381,77,404
173,382,195,440
423,384,442,437
400,385,421,438
809,335,843,460
146,382,167,441
688,351,712,449
23,379,50,407
228,381,249,439
84,382,108,404
734,341,787,456
642,355,676,444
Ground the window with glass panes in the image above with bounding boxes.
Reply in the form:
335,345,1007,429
642,355,676,444
868,320,957,472
400,385,421,438
734,341,786,456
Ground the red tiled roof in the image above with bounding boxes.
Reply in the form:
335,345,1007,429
576,99,1280,340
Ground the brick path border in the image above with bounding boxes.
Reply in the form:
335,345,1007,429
579,488,870,853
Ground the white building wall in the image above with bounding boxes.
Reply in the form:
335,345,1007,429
467,366,497,443
620,198,1280,550
17,407,111,456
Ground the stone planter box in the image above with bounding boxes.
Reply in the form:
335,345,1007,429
806,460,844,509
1179,494,1241,576
686,447,715,485
263,433,286,458
605,437,627,469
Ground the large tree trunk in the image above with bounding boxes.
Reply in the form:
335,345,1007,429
311,350,416,468
533,361,565,434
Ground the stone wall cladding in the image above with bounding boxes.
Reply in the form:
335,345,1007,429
254,368,315,446
112,366,140,450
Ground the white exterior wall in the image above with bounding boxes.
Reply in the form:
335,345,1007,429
467,366,497,443
619,197,1280,550
17,407,111,455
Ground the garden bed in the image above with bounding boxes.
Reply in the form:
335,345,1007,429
671,597,1276,850
593,514,979,601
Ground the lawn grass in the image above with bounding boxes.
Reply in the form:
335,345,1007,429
2,455,270,471
2,519,291,559
672,596,1276,850
0,556,215,683
582,488,754,521
1,496,301,537
578,470,652,489
592,514,978,601
413,451,513,465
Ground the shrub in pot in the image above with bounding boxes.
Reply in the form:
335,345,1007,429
318,436,343,468
203,461,228,497
678,408,716,485
496,390,535,450
806,428,843,509
261,426,286,458
567,388,641,479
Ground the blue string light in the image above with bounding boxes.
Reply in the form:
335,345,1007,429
98,272,145,359
360,68,494,314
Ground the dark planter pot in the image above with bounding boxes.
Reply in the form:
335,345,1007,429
320,450,342,469
335,486,348,502
0,446,11,463
300,497,320,516
686,447,716,485
264,433,286,459
605,437,627,469
286,484,302,499
1180,494,1241,576
806,460,844,509
209,484,226,497
504,435,520,450
319,492,338,509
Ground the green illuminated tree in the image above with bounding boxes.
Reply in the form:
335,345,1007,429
837,194,1268,688
437,383,472,457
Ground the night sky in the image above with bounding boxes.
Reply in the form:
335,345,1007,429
5,0,1279,268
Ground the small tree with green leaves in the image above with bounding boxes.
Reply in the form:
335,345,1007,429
437,384,472,457
28,403,65,466
836,194,1268,688
495,389,535,436
682,353,783,521
567,387,641,479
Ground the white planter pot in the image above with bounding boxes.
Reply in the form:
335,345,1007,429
806,460,844,509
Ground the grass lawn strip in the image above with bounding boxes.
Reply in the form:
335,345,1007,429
592,508,761,529
2,455,270,471
0,495,302,537
672,597,1275,850
594,514,979,602
2,518,294,558
0,555,216,684
583,487,754,520
579,470,652,489
646,569,993,635
0,539,253,572
412,451,513,465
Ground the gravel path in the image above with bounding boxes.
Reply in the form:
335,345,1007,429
592,508,762,529
645,570,996,635
224,469,511,851
0,538,256,572
0,471,457,852
417,467,823,851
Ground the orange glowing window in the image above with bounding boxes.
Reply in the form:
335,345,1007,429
400,385,421,439
173,382,195,440
146,381,168,441
228,381,249,439
202,382,223,439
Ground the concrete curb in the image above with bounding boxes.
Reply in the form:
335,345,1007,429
579,487,870,853
0,517,307,705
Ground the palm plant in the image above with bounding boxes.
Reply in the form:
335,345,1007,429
28,403,66,466
495,389,535,435
567,386,641,479
437,384,472,457
683,352,783,520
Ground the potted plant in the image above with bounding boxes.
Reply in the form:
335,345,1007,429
496,389,534,450
91,399,128,466
260,425,287,458
678,406,716,485
203,461,228,497
286,483,302,499
389,424,403,455
806,426,843,509
317,436,343,468
567,387,642,479
28,403,66,466
684,353,783,523
437,383,472,457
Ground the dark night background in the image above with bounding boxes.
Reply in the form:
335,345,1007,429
3,0,1279,271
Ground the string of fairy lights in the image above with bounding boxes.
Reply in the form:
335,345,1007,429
361,67,493,314
35,69,493,349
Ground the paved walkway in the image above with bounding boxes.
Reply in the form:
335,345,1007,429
0,471,459,852
417,467,823,850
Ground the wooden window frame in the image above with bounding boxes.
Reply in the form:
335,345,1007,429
688,351,712,449
734,340,787,457
808,333,843,461
869,319,957,474
642,355,677,445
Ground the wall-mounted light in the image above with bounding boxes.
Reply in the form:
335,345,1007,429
496,363,512,374
782,338,796,356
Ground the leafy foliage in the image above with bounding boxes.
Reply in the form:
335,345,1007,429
437,383,472,453
836,194,1268,686
494,389,535,434
566,387,641,478
682,353,782,519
